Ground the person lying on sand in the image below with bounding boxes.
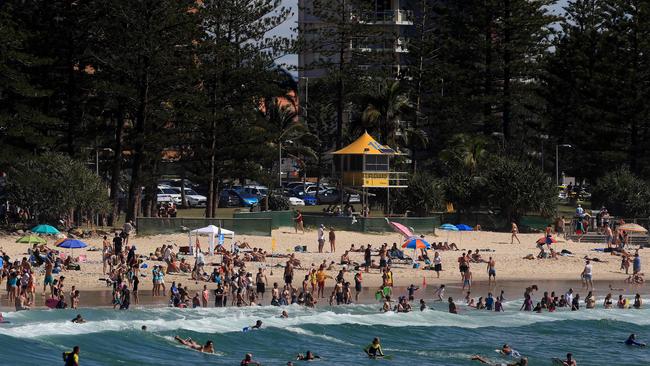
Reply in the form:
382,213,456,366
174,336,214,353
583,256,607,263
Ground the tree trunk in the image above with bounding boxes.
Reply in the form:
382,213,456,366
108,109,124,226
126,72,150,222
482,2,493,135
502,0,512,142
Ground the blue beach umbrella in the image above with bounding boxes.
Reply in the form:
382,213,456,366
439,223,459,231
31,224,60,235
56,239,88,249
439,223,459,243
456,224,473,231
56,238,88,258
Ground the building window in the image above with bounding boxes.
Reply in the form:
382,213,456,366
365,155,389,171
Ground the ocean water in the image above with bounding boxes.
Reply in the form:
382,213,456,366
1,300,648,365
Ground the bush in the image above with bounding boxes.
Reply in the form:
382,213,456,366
268,194,290,211
592,168,650,217
7,153,109,223
392,172,444,216
482,157,557,222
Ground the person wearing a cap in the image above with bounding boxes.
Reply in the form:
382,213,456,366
317,224,325,253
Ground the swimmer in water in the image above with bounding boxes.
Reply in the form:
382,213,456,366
71,314,86,324
624,333,646,347
174,336,214,353
296,351,320,360
141,325,147,331
281,310,289,318
63,346,80,366
251,320,263,329
560,353,576,366
471,355,528,366
364,337,385,358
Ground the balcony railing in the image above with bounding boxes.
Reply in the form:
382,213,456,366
350,37,409,53
351,10,414,24
342,171,408,188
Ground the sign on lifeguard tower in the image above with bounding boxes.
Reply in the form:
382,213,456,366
331,131,407,189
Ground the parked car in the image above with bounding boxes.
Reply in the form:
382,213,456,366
288,197,305,206
157,187,181,204
290,185,329,198
302,195,318,206
317,189,361,204
243,185,269,198
219,189,259,207
171,187,207,207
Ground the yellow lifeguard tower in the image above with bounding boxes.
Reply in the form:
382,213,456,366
331,131,407,210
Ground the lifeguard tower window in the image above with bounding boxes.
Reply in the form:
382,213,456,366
347,155,363,171
365,155,389,171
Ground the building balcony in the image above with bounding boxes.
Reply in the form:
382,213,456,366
342,171,408,188
351,10,414,25
350,37,409,53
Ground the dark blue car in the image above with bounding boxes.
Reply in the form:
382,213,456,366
219,189,259,207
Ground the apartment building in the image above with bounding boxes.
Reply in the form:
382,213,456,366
298,0,416,80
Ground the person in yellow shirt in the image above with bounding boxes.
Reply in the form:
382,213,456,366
62,346,80,366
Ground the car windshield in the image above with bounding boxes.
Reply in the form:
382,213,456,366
185,189,199,195
161,188,177,194
259,189,268,195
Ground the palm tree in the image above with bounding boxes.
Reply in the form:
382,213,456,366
440,134,488,173
263,101,316,187
358,80,412,147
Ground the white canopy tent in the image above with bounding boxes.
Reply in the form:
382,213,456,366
188,225,235,256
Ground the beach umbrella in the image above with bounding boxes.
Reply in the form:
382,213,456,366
455,224,473,231
402,237,431,249
618,223,648,233
56,239,88,249
439,223,459,231
56,238,88,258
439,223,459,243
16,235,46,244
31,224,60,235
387,219,414,239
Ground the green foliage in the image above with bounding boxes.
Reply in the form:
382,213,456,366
592,168,650,217
7,153,109,222
481,157,557,221
393,173,444,216
268,195,290,211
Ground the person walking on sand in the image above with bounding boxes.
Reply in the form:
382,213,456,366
511,222,520,244
582,260,593,290
329,227,336,253
487,257,496,286
294,210,304,234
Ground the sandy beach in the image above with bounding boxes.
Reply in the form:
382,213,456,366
0,228,645,309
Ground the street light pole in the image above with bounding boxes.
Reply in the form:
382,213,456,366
555,144,558,185
279,142,282,188
556,144,573,186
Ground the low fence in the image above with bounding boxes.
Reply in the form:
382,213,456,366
136,217,272,236
233,211,293,229
302,214,441,233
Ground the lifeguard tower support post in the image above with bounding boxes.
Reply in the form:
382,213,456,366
331,131,407,212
